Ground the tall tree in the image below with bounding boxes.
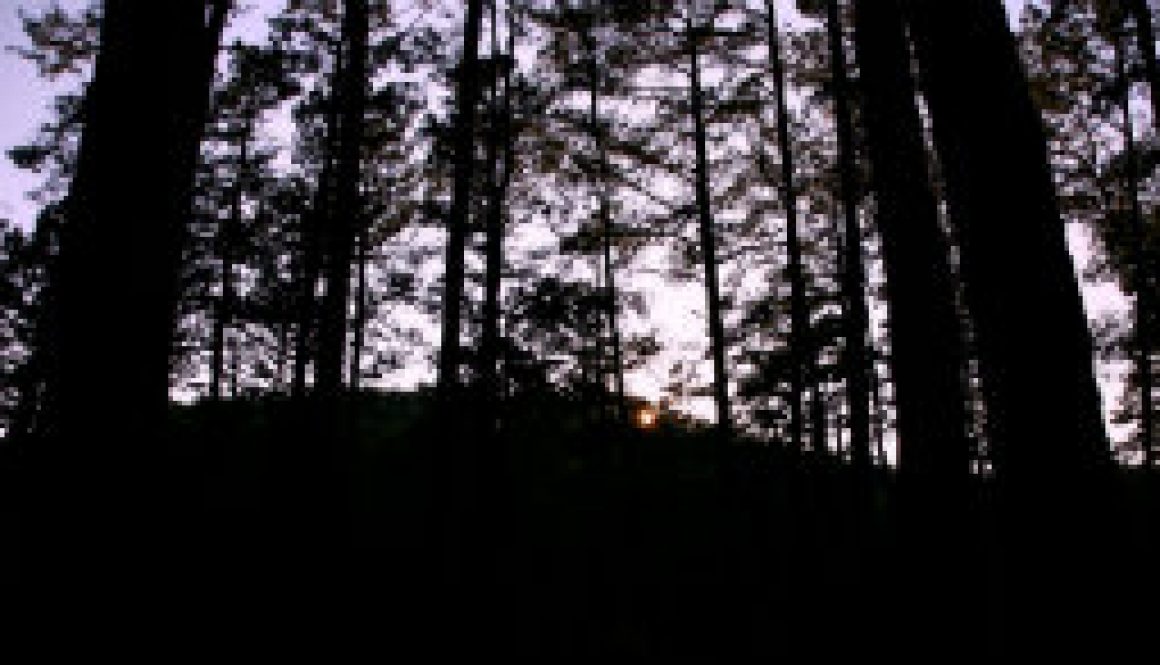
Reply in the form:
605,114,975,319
205,44,292,401
853,0,971,481
764,0,808,453
32,0,231,585
685,2,734,441
825,0,872,473
904,0,1111,476
905,0,1114,646
582,0,627,423
316,0,369,397
853,0,975,651
1128,0,1160,135
479,0,518,417
438,0,486,397
1111,8,1156,466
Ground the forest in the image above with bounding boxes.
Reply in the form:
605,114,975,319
0,0,1157,656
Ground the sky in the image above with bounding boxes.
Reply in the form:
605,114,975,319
0,0,1133,454
0,0,1031,231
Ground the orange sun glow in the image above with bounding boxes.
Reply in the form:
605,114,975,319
635,406,659,429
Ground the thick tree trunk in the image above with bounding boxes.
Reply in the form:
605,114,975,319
905,0,1114,648
853,0,975,651
33,0,229,588
854,0,971,479
904,0,1111,478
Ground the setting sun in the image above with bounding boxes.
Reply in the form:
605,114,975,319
635,405,659,429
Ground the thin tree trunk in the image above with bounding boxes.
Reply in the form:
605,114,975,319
294,43,342,399
1115,23,1155,467
212,110,253,402
1130,0,1160,138
826,0,872,474
480,0,508,411
317,0,368,398
766,0,807,453
349,224,367,392
278,320,290,394
293,204,322,398
812,375,828,454
584,15,625,423
438,0,486,398
688,24,731,442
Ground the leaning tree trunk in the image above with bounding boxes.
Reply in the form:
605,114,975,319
853,0,975,653
904,0,1114,650
855,0,972,494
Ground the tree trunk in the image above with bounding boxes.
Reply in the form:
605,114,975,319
1130,0,1160,139
480,0,510,414
293,42,343,399
33,0,230,588
812,378,828,455
349,224,368,392
855,2,978,646
826,0,872,474
688,25,731,443
585,21,626,424
1114,22,1156,467
765,0,808,454
854,0,972,478
905,0,1114,648
317,0,368,398
212,110,253,402
905,0,1111,478
438,0,486,398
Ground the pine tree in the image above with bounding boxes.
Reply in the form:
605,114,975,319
438,0,486,398
32,0,232,587
853,0,971,480
905,0,1115,646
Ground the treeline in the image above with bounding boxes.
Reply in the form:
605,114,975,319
0,0,1156,653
